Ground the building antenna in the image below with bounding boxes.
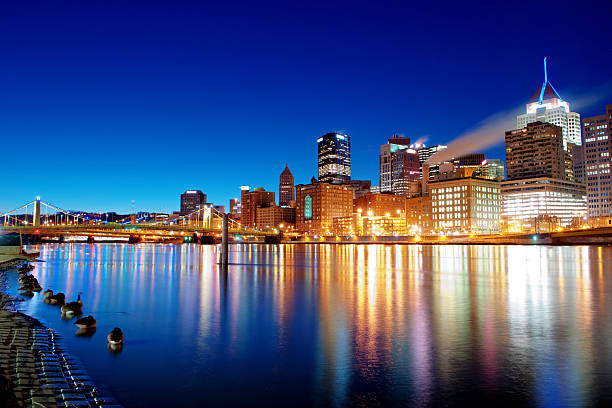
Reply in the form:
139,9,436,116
538,57,547,105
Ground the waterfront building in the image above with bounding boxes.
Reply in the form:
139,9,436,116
354,193,406,218
333,213,406,236
180,190,206,215
379,136,420,197
406,195,432,233
505,122,568,181
295,181,353,235
501,178,587,230
279,164,295,207
256,205,296,230
481,159,505,181
318,132,351,184
517,58,581,149
583,104,612,217
429,170,501,233
240,187,275,229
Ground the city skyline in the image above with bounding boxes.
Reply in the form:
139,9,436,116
1,2,611,213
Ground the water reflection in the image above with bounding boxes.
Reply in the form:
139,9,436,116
6,243,612,407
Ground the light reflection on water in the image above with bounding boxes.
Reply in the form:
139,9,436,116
4,243,612,407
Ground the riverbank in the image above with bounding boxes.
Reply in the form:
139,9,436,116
0,272,122,408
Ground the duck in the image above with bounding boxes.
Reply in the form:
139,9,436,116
19,275,42,292
19,288,35,297
74,315,96,329
107,328,124,345
18,264,34,274
61,292,83,316
42,290,65,306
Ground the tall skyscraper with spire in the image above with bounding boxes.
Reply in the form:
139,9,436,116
517,58,581,149
279,164,295,207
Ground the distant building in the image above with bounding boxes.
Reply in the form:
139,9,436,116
318,132,351,184
180,190,207,215
256,205,296,230
379,136,420,196
572,145,585,184
481,159,505,181
213,205,225,214
453,153,486,166
279,165,295,206
241,187,275,229
295,181,353,235
229,198,240,215
346,179,371,199
354,193,405,218
429,170,501,233
583,104,612,217
413,144,448,179
517,58,581,149
333,213,406,236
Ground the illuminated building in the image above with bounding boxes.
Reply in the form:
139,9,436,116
229,198,240,215
180,190,206,215
583,104,612,217
505,122,568,181
353,193,405,218
379,136,420,196
332,213,407,236
406,195,432,232
413,144,448,179
453,153,485,166
430,171,501,233
481,159,505,181
279,164,295,207
240,187,275,229
318,132,351,184
295,181,353,235
501,178,587,230
517,58,581,149
256,205,296,230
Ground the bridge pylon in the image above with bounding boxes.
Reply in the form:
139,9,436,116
33,197,41,227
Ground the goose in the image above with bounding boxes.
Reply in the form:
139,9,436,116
42,290,65,306
107,328,124,345
74,315,96,329
61,293,83,316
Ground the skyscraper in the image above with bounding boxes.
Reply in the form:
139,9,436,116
279,164,295,207
379,136,420,197
413,144,448,179
180,190,207,215
240,187,275,229
318,132,351,184
583,104,612,217
505,122,566,180
517,58,581,149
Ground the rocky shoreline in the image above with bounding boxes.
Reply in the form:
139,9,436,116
0,273,122,408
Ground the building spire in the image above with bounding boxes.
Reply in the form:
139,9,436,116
538,57,547,105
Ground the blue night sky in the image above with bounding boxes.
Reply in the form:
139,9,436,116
1,1,611,213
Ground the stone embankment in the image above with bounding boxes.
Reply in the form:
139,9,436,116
0,282,122,407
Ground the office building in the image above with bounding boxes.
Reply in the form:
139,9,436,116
347,179,371,199
180,190,207,215
279,164,295,207
501,178,587,230
572,145,585,184
583,104,612,217
430,169,501,233
413,144,448,179
241,187,275,229
406,195,432,233
318,132,351,184
333,213,406,236
295,181,353,235
354,193,406,218
256,205,296,230
229,198,240,215
380,136,420,196
505,122,567,181
517,58,581,149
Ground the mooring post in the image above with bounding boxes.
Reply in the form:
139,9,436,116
222,214,229,266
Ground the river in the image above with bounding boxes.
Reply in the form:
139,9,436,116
4,243,612,407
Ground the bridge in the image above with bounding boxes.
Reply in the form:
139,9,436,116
0,198,280,243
